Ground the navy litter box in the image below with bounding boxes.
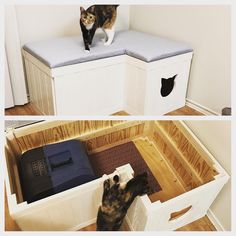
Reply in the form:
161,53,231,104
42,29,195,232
19,140,96,203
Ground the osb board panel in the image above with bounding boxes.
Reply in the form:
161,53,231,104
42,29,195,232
154,121,215,184
8,121,126,154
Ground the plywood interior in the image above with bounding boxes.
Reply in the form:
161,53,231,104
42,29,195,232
5,120,218,204
133,138,186,202
150,121,218,191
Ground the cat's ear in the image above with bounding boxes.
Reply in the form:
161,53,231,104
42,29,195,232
90,6,95,13
172,74,177,80
80,6,85,13
161,78,165,85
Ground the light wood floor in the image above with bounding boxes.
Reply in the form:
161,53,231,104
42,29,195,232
5,137,215,231
5,103,203,116
5,103,43,116
79,215,216,231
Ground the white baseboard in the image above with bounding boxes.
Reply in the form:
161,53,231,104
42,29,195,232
186,99,221,116
207,209,225,231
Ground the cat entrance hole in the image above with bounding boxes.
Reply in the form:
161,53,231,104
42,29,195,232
169,205,192,221
160,74,177,97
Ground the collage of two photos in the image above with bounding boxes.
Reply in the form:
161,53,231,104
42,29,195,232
4,3,231,232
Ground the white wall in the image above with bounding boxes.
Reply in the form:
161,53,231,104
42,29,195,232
184,121,231,230
130,5,231,115
5,6,28,106
15,5,130,46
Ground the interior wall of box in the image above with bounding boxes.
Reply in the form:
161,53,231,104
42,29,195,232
5,120,219,203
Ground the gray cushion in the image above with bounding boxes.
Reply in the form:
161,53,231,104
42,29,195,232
23,30,193,68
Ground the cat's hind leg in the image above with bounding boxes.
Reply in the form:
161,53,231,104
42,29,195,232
104,27,115,46
101,28,108,43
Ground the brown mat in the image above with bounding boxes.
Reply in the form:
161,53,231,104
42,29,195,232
88,142,161,194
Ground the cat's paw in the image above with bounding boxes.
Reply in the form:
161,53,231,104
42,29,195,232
104,41,112,46
103,178,110,190
113,175,120,183
101,38,107,43
84,49,90,53
102,174,109,180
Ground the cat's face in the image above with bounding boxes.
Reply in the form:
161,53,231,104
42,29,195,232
80,7,96,26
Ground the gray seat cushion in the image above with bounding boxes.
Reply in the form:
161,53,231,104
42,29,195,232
23,30,193,68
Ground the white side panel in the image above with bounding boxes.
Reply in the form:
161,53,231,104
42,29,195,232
144,56,192,115
13,184,101,231
142,175,228,231
123,63,146,115
25,59,55,115
54,63,125,115
9,165,133,231
126,196,149,231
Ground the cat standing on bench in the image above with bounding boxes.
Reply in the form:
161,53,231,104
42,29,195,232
80,5,119,52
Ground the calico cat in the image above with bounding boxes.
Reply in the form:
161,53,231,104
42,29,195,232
80,5,119,52
160,74,177,97
96,172,150,231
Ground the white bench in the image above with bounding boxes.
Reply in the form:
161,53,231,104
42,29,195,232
23,30,193,115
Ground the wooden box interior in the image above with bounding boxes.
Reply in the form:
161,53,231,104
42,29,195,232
5,120,218,205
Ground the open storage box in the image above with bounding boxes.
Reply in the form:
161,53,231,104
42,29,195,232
5,120,229,231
